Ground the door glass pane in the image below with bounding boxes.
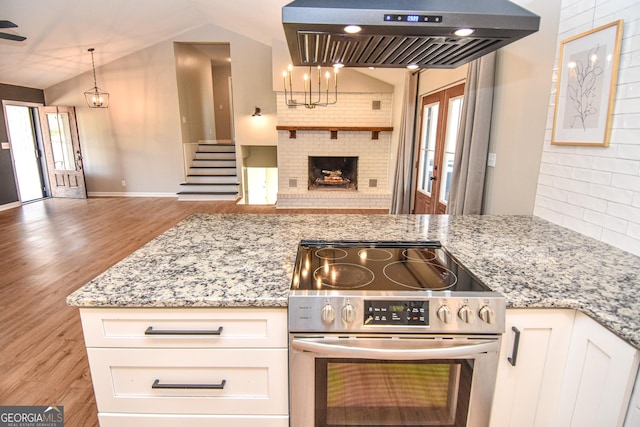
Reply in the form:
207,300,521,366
418,102,439,195
46,112,75,170
440,95,464,205
316,359,472,426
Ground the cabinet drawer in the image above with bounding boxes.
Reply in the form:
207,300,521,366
88,348,288,415
80,308,287,348
98,413,288,427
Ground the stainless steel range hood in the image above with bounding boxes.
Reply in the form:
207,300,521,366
282,0,540,69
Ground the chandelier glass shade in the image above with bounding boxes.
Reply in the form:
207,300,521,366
283,64,339,109
84,48,109,108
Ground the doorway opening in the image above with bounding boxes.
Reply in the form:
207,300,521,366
174,42,239,201
3,102,49,203
245,167,278,204
240,145,278,205
414,83,465,214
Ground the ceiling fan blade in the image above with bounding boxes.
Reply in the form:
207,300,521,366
0,32,26,42
0,20,19,29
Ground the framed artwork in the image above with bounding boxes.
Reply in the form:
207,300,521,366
552,20,623,146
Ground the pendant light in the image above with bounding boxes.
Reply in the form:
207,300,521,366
84,48,109,108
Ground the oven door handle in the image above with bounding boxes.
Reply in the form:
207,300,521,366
291,338,499,360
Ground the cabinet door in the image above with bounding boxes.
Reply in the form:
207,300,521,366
555,312,640,427
625,367,640,427
490,309,574,427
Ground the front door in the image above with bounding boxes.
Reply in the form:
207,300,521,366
39,106,87,198
414,84,464,214
3,102,49,202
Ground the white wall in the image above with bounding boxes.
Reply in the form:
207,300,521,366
44,22,277,196
483,0,562,214
417,67,468,96
45,41,183,196
534,0,640,256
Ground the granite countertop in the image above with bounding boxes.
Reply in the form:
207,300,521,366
66,214,640,348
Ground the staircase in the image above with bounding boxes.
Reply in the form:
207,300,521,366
178,143,240,201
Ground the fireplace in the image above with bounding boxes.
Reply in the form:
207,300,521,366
308,156,358,190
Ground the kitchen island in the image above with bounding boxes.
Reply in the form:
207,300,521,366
67,213,640,426
67,213,640,348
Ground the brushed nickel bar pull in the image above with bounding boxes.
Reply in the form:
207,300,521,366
152,379,226,390
292,337,499,360
507,326,521,366
144,326,223,336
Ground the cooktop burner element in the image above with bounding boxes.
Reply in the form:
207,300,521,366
315,248,348,261
313,263,375,289
383,260,456,290
289,240,506,334
358,248,393,261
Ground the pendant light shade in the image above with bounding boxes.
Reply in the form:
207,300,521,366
84,48,109,108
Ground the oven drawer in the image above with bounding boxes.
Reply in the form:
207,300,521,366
98,413,288,427
80,308,287,348
87,348,288,415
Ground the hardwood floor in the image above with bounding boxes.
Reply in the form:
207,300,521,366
0,197,386,426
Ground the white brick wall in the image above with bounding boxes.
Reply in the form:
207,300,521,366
276,92,393,209
534,0,640,256
276,92,393,127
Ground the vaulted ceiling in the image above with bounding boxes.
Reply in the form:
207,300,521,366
0,0,290,89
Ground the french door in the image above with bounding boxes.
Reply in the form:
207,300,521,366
414,84,464,214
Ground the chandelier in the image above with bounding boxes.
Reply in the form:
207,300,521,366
283,64,340,109
84,48,109,108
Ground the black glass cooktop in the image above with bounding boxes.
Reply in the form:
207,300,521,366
291,240,490,293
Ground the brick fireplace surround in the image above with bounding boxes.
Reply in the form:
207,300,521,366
276,92,393,209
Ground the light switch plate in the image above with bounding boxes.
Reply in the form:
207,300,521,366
487,152,497,167
1,142,10,150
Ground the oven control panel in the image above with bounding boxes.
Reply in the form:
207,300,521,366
364,300,429,326
288,294,506,334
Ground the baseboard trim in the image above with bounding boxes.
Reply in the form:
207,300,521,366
88,192,177,198
0,201,22,212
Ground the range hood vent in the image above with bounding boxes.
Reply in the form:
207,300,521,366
283,0,540,69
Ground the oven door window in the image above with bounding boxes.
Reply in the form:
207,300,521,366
315,358,471,427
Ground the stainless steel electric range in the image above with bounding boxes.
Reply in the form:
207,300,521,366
288,240,505,427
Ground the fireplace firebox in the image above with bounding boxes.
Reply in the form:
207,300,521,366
308,156,358,190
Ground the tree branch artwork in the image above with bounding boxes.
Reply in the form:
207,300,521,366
552,20,623,146
567,44,604,130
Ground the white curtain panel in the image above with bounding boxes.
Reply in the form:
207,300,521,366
389,71,419,214
448,52,496,215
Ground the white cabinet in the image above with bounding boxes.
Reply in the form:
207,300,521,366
490,309,640,427
625,367,640,427
490,308,575,427
556,311,639,427
79,308,289,427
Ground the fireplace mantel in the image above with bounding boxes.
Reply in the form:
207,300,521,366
276,125,393,140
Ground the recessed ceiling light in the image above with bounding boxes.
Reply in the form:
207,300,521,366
334,63,345,69
344,25,362,34
455,28,475,37
407,64,419,70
